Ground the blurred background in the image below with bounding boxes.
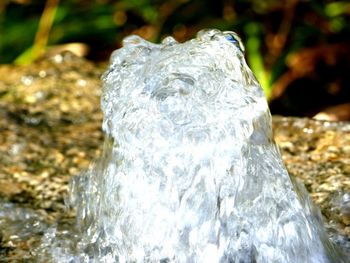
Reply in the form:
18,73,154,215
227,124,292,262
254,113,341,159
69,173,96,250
1,0,350,120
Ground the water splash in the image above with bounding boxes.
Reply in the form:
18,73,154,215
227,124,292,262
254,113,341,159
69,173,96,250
43,29,346,262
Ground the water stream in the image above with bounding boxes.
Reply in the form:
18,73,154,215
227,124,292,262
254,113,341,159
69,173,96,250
4,29,348,262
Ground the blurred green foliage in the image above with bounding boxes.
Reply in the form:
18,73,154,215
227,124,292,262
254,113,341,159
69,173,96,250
1,0,350,98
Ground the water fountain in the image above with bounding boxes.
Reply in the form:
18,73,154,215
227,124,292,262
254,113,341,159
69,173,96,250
37,29,347,262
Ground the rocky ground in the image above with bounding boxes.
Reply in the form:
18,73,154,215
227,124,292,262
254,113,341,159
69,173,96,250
0,53,349,261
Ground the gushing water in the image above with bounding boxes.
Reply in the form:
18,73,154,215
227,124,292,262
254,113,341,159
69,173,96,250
42,29,346,262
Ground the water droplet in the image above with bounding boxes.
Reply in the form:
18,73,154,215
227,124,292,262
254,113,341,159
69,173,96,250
38,70,47,78
162,36,178,45
53,54,63,64
77,79,87,87
21,75,33,86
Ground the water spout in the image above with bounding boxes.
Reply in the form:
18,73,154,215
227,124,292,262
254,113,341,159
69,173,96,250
43,29,346,262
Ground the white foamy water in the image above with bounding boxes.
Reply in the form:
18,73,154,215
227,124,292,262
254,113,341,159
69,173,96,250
40,29,346,262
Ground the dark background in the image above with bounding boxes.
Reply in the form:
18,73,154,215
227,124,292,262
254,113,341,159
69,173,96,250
1,0,350,119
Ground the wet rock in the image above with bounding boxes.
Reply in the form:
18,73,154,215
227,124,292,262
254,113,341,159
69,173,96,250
0,51,103,126
0,52,104,223
273,116,350,251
